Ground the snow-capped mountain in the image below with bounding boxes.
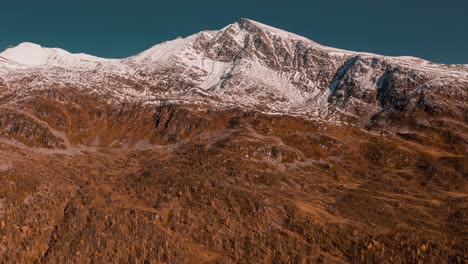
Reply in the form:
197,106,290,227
1,19,466,264
1,18,467,122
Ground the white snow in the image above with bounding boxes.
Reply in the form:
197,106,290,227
1,42,47,66
0,19,466,119
128,34,200,64
0,42,117,68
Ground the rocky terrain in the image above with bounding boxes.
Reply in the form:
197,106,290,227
0,19,466,263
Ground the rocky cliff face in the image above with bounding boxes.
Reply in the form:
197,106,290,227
0,19,466,263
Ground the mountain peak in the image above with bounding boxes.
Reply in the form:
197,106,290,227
15,42,43,49
0,42,115,68
0,42,53,66
232,18,319,46
236,18,275,28
236,18,262,26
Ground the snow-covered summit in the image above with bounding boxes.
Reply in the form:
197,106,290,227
1,42,49,66
236,18,320,44
0,42,116,69
0,19,466,119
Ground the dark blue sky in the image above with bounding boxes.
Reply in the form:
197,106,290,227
1,0,466,64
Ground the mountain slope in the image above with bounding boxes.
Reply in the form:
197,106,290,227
0,19,466,263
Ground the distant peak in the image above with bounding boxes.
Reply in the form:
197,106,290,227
0,42,115,68
0,42,52,66
15,42,43,48
5,42,46,54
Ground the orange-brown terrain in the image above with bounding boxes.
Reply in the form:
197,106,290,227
0,91,466,263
